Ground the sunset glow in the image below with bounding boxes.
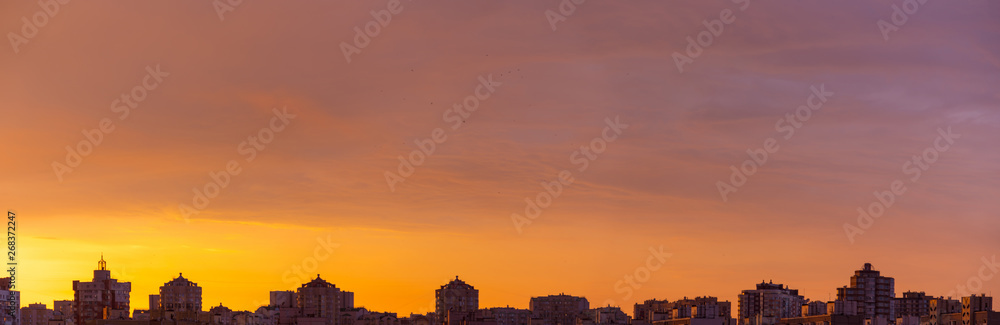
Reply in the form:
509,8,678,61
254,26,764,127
2,0,999,320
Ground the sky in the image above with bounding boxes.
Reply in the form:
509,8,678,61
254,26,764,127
1,0,999,317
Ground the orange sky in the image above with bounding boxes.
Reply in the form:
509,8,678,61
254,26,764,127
2,0,1000,317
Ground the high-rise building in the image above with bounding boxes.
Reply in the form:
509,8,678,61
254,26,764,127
828,301,860,316
153,273,202,322
435,277,478,325
738,281,806,325
802,301,827,317
148,295,159,314
892,292,932,318
72,256,131,325
962,295,992,314
296,275,343,325
586,306,629,325
0,277,19,325
270,291,296,308
529,294,588,325
53,301,73,319
634,297,731,323
634,300,666,324
776,301,865,325
836,263,894,320
925,295,996,325
19,304,51,325
340,291,355,311
50,300,74,325
269,291,297,325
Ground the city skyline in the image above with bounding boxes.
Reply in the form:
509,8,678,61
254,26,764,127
24,257,1000,317
3,0,999,323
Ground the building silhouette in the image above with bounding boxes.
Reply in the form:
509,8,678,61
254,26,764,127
738,281,805,325
147,295,159,319
295,275,350,325
270,291,296,309
51,300,74,325
72,255,130,325
924,295,995,325
25,256,1000,325
208,304,232,325
435,277,478,325
892,292,932,319
529,294,588,325
583,306,629,325
269,290,297,325
632,297,731,325
20,304,52,325
152,273,202,322
836,263,895,321
1,277,19,325
634,297,731,325
471,307,531,325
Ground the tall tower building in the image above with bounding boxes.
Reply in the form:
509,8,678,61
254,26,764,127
435,276,479,325
154,273,202,322
836,263,895,320
296,275,342,325
737,281,805,325
72,255,131,325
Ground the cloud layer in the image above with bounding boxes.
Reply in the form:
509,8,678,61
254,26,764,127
1,0,998,316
